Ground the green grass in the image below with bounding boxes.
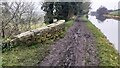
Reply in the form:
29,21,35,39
82,16,120,66
31,22,46,29
109,11,120,16
18,22,46,32
65,20,74,31
2,43,50,66
2,20,74,66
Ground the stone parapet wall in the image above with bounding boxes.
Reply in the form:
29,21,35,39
2,20,65,52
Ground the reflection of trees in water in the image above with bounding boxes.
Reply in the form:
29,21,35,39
96,15,107,22
96,6,108,22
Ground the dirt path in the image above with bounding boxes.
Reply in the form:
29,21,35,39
38,18,99,66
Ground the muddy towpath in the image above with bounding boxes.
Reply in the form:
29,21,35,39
38,18,99,66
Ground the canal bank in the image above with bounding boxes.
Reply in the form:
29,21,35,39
104,14,120,21
82,16,120,66
88,15,118,52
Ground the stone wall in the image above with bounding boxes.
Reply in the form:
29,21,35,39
2,20,65,52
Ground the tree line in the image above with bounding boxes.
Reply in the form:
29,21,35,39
0,2,90,39
41,2,91,23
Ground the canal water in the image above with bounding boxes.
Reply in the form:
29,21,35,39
88,15,119,52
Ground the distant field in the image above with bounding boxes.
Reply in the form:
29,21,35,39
109,10,120,16
1,22,46,39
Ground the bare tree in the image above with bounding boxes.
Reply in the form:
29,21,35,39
1,2,43,39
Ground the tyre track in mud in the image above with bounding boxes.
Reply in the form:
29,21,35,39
38,18,99,66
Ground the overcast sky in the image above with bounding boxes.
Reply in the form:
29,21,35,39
3,0,120,12
91,0,120,11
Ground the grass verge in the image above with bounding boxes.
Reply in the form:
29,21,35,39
2,20,74,66
109,11,120,16
82,16,120,66
65,20,74,31
2,43,50,66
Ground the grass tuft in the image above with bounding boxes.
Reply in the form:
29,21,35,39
82,16,120,66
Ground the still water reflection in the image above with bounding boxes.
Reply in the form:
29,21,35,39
96,15,107,22
88,15,118,52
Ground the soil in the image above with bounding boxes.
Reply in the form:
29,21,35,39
38,18,99,66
